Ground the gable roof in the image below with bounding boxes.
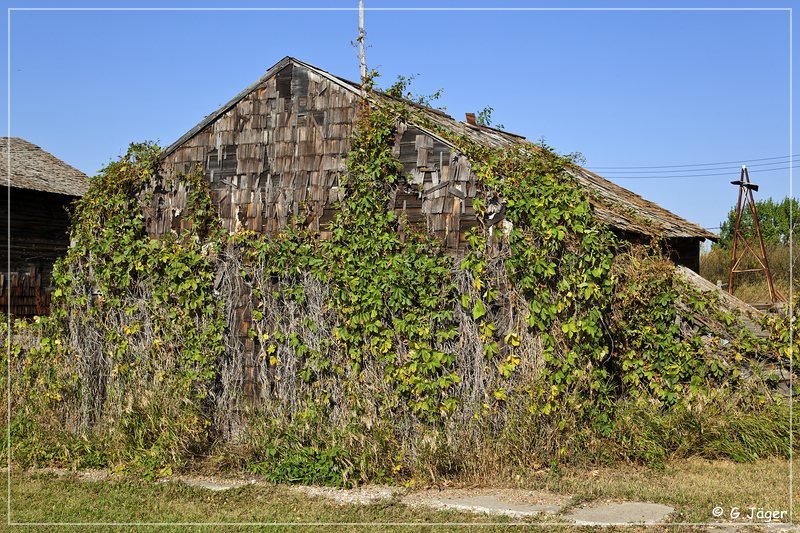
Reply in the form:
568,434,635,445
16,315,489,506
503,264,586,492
1,137,89,197
163,56,716,241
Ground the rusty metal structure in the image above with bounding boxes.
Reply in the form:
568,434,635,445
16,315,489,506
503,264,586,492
728,165,783,306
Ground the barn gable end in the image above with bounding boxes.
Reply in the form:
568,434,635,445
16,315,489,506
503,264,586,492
154,60,358,238
153,58,481,254
153,57,715,267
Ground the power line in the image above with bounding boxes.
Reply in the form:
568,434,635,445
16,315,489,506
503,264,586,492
589,154,799,170
592,158,799,174
605,164,800,179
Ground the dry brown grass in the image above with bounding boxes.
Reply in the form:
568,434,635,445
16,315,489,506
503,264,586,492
1,458,795,528
700,244,797,304
523,457,796,523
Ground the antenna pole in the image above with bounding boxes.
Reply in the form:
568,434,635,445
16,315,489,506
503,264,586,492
358,0,367,96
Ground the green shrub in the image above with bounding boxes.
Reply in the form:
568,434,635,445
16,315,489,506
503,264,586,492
250,445,355,488
4,81,795,484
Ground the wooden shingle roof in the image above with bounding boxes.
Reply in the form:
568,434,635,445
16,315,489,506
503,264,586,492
1,137,89,197
163,57,716,241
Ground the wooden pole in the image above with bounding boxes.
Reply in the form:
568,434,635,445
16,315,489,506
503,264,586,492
358,0,367,97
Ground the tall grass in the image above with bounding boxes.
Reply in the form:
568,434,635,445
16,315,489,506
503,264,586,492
700,243,798,303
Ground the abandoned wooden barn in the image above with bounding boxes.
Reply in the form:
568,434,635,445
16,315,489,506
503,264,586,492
152,56,715,269
1,137,89,316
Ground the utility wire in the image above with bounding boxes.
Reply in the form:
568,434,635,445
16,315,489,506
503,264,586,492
590,154,799,170
606,164,800,179
594,158,799,174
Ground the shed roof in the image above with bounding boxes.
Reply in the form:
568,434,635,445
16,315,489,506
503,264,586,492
1,137,89,197
163,56,716,241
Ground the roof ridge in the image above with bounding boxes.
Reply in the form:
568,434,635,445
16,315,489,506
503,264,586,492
158,56,716,241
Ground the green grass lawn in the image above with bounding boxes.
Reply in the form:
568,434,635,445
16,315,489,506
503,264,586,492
2,471,537,531
0,458,796,531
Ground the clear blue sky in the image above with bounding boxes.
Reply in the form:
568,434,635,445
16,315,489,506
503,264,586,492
2,0,797,235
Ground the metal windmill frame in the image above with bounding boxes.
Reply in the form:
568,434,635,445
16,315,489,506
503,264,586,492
728,165,784,306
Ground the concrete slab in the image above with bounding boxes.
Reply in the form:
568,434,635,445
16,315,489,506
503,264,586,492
177,476,254,492
404,488,569,518
564,501,674,525
429,494,561,518
293,485,402,505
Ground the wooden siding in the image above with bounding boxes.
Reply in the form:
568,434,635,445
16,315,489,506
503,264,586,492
0,187,76,316
152,63,480,255
393,123,478,251
151,63,486,399
150,57,708,400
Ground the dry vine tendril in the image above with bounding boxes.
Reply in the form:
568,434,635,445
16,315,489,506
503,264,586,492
2,74,795,483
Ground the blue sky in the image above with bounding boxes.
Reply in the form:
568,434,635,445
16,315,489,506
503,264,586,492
1,0,797,235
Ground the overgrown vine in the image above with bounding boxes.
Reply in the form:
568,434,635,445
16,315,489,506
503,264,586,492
2,76,795,484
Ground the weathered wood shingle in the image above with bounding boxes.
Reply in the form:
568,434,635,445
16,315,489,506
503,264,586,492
1,138,88,316
156,57,715,250
1,137,89,196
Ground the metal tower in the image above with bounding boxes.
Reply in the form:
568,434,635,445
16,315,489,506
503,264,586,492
728,165,783,306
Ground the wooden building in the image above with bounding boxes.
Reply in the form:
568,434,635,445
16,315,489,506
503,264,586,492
1,137,89,316
153,57,715,269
